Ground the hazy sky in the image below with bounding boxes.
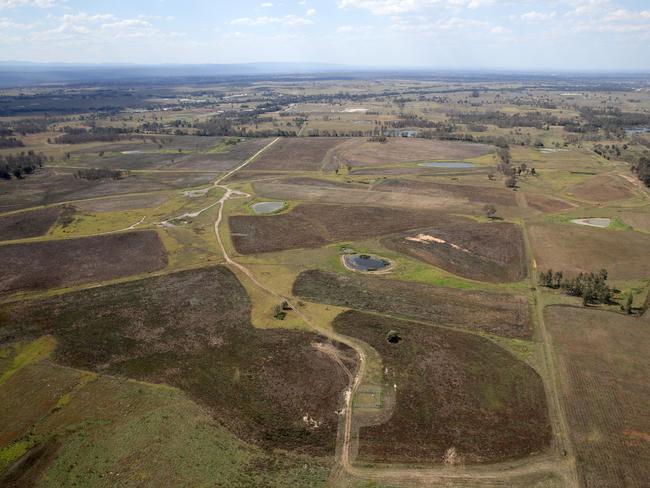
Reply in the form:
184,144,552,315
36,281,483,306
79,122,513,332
0,0,649,70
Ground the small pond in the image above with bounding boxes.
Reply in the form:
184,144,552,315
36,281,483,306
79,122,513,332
624,127,650,135
252,201,285,214
343,253,391,272
417,161,476,168
571,218,611,228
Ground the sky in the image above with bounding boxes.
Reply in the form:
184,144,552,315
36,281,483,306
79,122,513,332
0,0,649,71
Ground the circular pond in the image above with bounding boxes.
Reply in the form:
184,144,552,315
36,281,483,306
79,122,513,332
252,201,285,214
343,253,392,272
571,218,611,228
417,161,476,169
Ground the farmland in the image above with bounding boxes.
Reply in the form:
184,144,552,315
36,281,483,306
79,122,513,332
1,71,649,487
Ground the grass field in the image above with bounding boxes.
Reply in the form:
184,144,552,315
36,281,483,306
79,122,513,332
0,230,167,295
0,207,62,241
336,310,550,465
1,266,355,455
250,137,348,171
332,138,493,168
545,305,650,488
293,270,531,338
529,223,650,280
229,203,448,255
382,221,526,283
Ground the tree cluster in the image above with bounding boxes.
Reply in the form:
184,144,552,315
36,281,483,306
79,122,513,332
632,155,650,187
0,151,46,180
0,136,24,148
539,269,612,305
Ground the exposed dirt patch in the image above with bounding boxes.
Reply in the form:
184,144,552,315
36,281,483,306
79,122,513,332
1,267,355,455
229,204,447,255
382,221,527,283
529,223,650,280
568,174,635,203
545,305,650,488
0,230,167,295
332,138,492,169
335,310,550,464
293,270,531,338
0,207,61,241
250,137,348,171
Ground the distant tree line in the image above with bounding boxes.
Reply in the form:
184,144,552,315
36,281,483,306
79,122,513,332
0,151,46,180
539,269,612,306
52,126,131,144
0,136,24,148
447,110,569,130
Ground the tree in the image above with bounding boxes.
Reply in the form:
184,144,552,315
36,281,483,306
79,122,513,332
484,204,497,219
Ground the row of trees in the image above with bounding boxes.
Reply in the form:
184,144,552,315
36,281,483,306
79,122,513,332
0,151,47,180
52,126,130,144
0,136,24,148
539,269,612,306
633,155,650,187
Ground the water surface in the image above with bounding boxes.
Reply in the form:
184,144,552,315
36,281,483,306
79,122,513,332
252,201,285,214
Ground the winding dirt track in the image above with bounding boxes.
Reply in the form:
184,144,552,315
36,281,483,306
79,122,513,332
211,137,578,487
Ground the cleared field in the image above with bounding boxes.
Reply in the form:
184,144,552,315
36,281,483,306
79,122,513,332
529,223,650,280
0,230,167,294
1,266,355,455
250,137,347,171
332,138,492,168
382,221,526,283
229,203,445,254
0,169,216,212
0,207,61,241
545,305,650,488
293,270,531,338
336,310,550,464
567,175,635,203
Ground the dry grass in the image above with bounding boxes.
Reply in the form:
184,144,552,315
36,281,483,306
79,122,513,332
545,305,650,488
567,175,635,203
333,138,492,168
528,223,650,280
0,230,168,295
